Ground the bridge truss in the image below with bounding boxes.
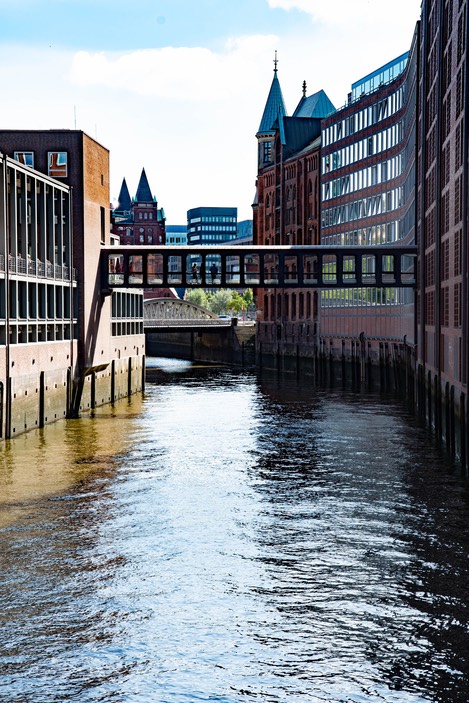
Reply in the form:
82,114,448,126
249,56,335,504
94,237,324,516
101,245,417,292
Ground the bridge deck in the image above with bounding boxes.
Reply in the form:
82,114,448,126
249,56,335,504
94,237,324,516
101,245,417,291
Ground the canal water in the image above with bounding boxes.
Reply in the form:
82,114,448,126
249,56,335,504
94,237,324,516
1,358,469,703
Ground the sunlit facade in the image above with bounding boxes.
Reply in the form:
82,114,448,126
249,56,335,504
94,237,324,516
318,43,418,354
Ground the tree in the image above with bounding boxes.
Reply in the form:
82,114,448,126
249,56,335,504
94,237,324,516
242,288,254,311
184,288,208,309
209,289,232,314
229,291,244,315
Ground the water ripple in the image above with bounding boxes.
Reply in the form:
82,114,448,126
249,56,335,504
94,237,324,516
0,364,468,702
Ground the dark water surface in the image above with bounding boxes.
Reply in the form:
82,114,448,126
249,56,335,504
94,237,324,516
1,359,469,703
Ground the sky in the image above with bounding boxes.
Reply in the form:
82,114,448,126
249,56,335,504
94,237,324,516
0,0,422,225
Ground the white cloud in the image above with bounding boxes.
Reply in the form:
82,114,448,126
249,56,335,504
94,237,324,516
0,0,422,225
267,0,420,28
70,35,278,101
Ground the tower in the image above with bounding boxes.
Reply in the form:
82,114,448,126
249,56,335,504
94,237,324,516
111,168,166,245
256,52,287,170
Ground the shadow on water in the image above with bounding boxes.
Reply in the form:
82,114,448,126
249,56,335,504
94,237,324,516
247,370,469,702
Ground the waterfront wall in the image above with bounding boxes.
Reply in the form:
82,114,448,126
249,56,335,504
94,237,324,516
256,322,468,470
0,346,144,439
146,324,256,367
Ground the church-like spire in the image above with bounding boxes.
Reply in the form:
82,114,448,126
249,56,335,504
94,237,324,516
256,52,287,135
135,168,154,203
116,177,132,211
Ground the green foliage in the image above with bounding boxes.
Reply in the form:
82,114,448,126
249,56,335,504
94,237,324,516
184,287,255,317
228,291,244,314
209,289,233,314
184,288,209,309
242,288,254,309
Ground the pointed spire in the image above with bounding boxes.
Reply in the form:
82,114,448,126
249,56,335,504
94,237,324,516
116,177,132,211
302,80,307,97
257,53,287,135
135,168,154,203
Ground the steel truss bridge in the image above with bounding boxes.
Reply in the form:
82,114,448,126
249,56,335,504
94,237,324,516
101,245,417,292
143,298,235,332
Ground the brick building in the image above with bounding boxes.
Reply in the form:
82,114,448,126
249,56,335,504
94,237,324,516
416,0,469,456
0,130,144,437
253,64,335,352
112,168,166,246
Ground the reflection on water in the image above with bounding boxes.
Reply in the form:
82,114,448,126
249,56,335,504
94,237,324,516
0,360,469,702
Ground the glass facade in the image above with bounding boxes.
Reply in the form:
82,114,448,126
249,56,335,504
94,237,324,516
186,207,238,245
319,49,416,312
351,53,409,101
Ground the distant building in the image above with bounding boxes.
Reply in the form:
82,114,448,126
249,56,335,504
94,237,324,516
112,169,166,245
187,206,237,245
165,225,187,246
164,226,187,298
236,220,253,244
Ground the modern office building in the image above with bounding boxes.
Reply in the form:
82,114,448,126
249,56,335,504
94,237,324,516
319,43,418,361
165,225,187,246
236,219,253,244
112,169,166,246
0,130,145,437
187,206,238,245
186,207,238,283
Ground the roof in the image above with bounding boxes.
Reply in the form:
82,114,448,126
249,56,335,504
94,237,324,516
135,168,154,203
293,89,336,119
278,116,323,159
257,70,287,135
115,177,132,211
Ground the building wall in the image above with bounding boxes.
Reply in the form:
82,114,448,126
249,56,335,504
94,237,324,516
254,137,321,338
319,39,418,352
412,0,469,458
0,132,145,438
417,0,467,387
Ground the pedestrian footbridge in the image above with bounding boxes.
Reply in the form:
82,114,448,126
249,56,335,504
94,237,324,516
101,245,417,292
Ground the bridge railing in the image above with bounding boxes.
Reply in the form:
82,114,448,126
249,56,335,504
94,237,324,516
144,318,232,328
101,245,417,291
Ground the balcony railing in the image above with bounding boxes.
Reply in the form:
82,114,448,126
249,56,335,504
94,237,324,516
3,255,77,281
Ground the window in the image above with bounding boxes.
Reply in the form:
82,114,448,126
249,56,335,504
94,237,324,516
100,206,106,244
48,152,67,177
14,151,34,168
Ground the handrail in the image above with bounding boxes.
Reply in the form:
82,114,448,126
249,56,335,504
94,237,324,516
1,255,77,282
